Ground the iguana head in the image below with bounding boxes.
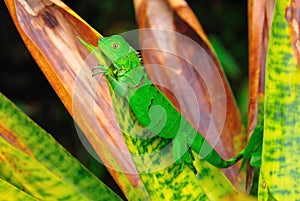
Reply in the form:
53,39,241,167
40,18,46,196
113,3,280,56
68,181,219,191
98,35,140,77
98,35,131,60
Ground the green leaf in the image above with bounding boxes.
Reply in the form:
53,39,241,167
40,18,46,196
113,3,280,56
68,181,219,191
249,144,262,167
267,188,278,201
239,97,264,171
0,178,38,201
209,35,241,79
258,0,300,200
0,92,122,201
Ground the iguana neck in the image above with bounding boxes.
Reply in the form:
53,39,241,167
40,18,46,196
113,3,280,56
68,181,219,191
107,62,153,98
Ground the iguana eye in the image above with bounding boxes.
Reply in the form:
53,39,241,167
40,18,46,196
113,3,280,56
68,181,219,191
112,43,120,49
113,69,118,75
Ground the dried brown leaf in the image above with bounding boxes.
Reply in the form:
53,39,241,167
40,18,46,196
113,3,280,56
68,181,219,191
4,0,144,197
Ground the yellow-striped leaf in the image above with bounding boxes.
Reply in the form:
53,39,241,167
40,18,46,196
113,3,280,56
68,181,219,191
0,93,121,200
259,0,300,200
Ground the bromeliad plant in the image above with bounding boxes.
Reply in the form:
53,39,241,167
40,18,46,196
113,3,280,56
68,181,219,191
0,93,122,201
2,0,300,200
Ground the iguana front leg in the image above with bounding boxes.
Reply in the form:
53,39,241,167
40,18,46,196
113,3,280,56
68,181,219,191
173,133,197,174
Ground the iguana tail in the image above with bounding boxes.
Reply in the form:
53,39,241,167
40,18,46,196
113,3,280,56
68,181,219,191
190,134,244,168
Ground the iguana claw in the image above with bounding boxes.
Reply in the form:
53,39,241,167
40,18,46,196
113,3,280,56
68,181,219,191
92,65,106,76
177,148,197,174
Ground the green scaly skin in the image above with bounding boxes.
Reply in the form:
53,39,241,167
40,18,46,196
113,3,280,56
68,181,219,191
80,35,244,173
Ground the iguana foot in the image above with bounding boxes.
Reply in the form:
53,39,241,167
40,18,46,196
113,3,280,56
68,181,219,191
173,135,197,174
92,65,106,76
177,149,197,174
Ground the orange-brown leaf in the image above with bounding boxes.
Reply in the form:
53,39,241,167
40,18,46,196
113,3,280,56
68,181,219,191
4,0,143,197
